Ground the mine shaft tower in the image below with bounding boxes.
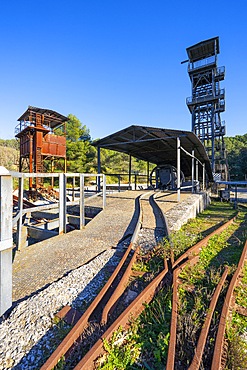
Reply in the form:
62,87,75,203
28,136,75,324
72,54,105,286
185,37,228,180
15,106,67,188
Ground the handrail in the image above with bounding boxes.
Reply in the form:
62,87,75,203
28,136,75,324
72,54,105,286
11,172,106,250
186,89,225,105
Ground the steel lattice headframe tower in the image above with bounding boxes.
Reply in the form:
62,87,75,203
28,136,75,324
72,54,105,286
184,37,228,181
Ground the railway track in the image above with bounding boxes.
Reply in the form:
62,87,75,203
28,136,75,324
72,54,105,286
40,196,246,369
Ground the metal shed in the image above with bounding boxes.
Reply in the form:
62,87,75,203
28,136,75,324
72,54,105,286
93,125,213,181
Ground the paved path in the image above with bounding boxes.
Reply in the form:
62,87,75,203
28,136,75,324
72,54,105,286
12,190,195,303
12,191,142,302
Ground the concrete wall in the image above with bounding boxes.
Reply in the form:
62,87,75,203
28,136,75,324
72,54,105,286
165,191,211,232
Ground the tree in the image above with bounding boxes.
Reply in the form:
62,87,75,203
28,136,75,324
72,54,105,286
66,114,90,142
225,133,247,180
65,114,97,173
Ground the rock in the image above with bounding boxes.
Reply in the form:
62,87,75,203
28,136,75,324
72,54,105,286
124,290,138,305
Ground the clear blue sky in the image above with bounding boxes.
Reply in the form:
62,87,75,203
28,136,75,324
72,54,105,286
0,0,246,141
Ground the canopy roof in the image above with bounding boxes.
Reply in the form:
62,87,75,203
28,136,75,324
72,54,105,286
17,106,67,129
186,36,219,62
94,125,213,180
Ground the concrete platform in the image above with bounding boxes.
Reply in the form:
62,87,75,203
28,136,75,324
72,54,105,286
12,190,209,303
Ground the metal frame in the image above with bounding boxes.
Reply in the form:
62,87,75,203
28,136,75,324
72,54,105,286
185,37,228,181
15,106,67,189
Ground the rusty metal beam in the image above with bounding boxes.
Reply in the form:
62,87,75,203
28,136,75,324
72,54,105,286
101,245,140,325
166,255,199,370
188,266,229,370
173,216,236,269
74,260,169,369
40,242,135,370
211,239,247,369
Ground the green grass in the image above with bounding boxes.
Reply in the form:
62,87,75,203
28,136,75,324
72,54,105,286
98,289,172,369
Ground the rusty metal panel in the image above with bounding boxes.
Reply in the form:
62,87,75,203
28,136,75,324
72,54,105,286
49,143,57,155
42,142,49,154
42,135,66,157
57,144,66,157
20,136,30,156
36,132,43,147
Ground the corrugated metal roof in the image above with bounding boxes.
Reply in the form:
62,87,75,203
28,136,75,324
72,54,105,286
186,37,219,62
17,106,67,128
93,125,213,180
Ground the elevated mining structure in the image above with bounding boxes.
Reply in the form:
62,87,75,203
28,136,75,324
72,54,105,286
15,106,67,188
184,37,228,181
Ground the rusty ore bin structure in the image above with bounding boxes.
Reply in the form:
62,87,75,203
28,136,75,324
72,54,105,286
15,106,67,188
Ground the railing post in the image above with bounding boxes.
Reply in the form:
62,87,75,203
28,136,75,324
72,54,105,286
0,167,13,316
102,174,106,209
118,175,121,192
59,173,67,234
79,174,85,229
16,174,24,250
72,176,75,202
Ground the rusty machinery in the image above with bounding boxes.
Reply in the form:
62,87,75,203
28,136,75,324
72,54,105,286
149,164,185,190
15,106,67,189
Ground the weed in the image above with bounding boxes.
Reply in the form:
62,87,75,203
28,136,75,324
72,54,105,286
98,327,141,369
97,289,172,369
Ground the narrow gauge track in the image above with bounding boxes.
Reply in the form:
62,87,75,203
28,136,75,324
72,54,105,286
167,216,247,370
41,190,169,369
41,199,245,370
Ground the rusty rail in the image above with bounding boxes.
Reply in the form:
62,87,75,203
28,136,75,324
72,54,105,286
188,266,229,370
40,242,136,370
167,215,237,370
74,259,169,369
211,239,247,370
101,245,140,324
173,216,236,268
166,255,200,370
41,190,169,369
41,199,239,370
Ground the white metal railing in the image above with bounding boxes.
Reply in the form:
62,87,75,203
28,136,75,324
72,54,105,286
10,171,106,251
0,168,106,316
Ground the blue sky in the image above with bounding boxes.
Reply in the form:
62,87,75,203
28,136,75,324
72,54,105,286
0,0,246,140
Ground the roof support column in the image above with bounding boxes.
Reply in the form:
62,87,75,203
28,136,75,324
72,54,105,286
177,137,180,202
196,158,199,192
147,161,150,188
128,155,132,190
192,150,195,194
97,147,101,193
203,163,205,190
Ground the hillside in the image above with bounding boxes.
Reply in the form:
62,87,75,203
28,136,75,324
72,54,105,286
0,145,19,171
